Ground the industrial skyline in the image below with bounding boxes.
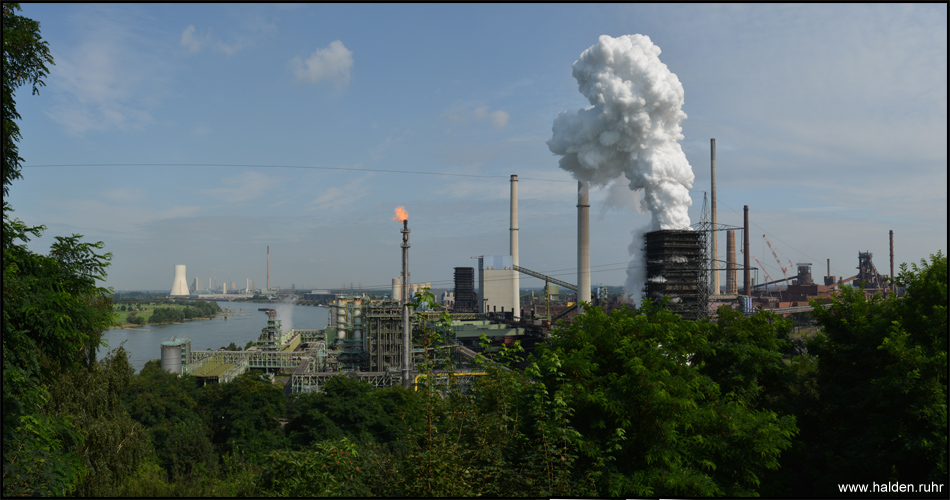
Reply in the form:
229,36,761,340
7,4,946,292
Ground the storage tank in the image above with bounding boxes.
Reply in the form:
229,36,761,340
161,342,182,374
392,277,402,302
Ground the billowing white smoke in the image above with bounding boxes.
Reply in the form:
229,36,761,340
275,299,294,334
547,34,695,302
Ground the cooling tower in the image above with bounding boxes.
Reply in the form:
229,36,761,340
170,265,189,296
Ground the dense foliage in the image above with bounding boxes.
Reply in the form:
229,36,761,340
2,6,946,495
2,3,52,197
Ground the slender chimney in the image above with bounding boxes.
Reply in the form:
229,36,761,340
889,230,894,294
743,205,751,296
726,230,737,294
577,181,591,308
401,219,411,389
711,138,719,295
267,246,270,292
510,175,520,320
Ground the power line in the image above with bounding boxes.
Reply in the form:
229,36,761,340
23,162,576,183
716,198,823,269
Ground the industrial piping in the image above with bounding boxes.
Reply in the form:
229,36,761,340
577,181,591,308
744,205,751,296
711,138,719,295
510,175,520,320
401,220,411,388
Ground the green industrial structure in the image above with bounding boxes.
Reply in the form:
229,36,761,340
160,295,516,393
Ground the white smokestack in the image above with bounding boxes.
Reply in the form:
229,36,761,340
578,181,591,306
547,34,695,299
510,175,520,320
711,138,719,296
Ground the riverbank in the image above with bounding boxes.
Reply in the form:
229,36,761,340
99,301,330,373
111,299,224,328
112,306,239,329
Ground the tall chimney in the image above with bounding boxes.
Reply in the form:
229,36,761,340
267,246,270,292
726,230,737,294
889,230,894,294
743,205,751,296
711,138,719,295
577,181,591,308
401,219,411,388
510,175,520,320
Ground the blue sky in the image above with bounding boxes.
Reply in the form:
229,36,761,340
8,3,946,293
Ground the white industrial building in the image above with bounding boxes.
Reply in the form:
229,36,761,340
477,255,517,315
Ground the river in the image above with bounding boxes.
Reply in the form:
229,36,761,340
97,301,330,373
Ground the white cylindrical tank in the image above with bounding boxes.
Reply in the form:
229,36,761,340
353,299,362,340
161,343,182,374
170,265,189,296
392,277,402,302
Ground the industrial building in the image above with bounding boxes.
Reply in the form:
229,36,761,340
156,138,904,392
477,255,517,317
643,229,707,321
161,295,502,392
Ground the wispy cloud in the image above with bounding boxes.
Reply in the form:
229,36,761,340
180,24,242,55
291,40,353,86
445,104,510,128
308,173,373,210
102,186,148,204
475,105,509,128
202,172,281,203
45,5,172,134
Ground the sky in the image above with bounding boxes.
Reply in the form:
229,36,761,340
8,3,947,295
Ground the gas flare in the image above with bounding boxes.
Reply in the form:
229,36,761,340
392,206,408,222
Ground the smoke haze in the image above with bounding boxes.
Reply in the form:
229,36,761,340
276,299,294,334
547,34,695,300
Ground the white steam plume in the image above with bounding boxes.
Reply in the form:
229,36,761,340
275,299,294,334
547,34,695,300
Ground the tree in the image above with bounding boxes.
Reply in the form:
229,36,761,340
798,252,947,495
200,371,288,463
40,347,151,496
529,301,797,497
3,219,115,464
285,376,411,449
2,3,53,197
259,437,370,497
124,364,217,481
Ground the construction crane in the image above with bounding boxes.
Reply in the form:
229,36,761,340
763,235,791,290
752,255,782,301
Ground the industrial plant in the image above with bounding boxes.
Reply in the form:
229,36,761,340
158,138,900,394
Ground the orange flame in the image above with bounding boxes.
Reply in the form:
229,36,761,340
392,206,408,222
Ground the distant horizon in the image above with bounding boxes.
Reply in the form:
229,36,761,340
10,4,946,293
